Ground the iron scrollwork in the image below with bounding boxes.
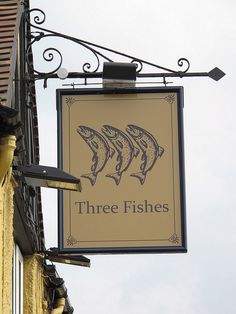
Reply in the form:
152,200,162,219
24,8,192,86
25,8,225,86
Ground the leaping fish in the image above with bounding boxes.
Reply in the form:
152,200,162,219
126,125,164,185
101,125,140,185
77,126,115,186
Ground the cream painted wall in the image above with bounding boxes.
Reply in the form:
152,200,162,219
0,170,14,313
24,255,48,314
0,135,48,313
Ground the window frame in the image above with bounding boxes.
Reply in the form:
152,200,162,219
12,243,23,314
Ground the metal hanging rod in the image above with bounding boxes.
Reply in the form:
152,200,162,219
24,8,225,88
61,80,174,88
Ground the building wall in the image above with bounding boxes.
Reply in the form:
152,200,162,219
0,169,14,314
0,137,48,313
0,1,71,312
24,255,48,314
0,0,22,109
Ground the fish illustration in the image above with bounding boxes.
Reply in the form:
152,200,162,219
101,125,140,185
77,126,115,185
126,125,164,185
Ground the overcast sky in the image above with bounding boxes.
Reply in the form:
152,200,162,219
30,1,236,313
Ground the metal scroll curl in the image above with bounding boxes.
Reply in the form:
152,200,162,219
177,58,190,74
25,7,192,81
28,8,46,25
36,47,62,76
25,8,115,77
131,59,143,73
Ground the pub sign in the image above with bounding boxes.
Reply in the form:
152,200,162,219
57,87,187,254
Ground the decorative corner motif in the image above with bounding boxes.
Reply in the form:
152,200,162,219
65,97,76,107
168,233,180,244
67,235,78,245
164,95,175,104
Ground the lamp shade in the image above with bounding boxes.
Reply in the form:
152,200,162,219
45,248,90,267
16,164,81,192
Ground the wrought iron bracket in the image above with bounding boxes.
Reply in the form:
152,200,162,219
24,8,225,88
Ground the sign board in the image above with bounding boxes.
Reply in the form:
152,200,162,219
57,87,186,254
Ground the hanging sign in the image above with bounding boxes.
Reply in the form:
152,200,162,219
57,87,186,254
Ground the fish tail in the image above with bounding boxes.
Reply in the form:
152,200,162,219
81,173,97,186
131,172,146,185
106,172,122,185
133,146,140,157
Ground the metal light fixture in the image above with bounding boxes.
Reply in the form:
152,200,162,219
15,164,81,192
45,248,90,267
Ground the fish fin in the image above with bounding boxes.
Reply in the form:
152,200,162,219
109,147,115,158
140,162,146,171
133,147,140,157
116,140,123,149
91,163,96,172
115,163,120,171
81,173,97,186
116,154,121,161
140,139,148,148
115,155,122,171
158,146,164,157
106,172,122,185
131,172,146,185
91,140,99,149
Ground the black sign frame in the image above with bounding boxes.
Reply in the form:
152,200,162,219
57,86,187,254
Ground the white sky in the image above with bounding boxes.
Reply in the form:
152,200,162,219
30,1,236,313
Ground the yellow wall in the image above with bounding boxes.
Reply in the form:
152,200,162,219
23,254,48,314
0,135,16,313
0,169,14,314
0,180,48,314
0,135,48,313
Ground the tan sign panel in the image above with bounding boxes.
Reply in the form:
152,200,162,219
57,87,186,253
